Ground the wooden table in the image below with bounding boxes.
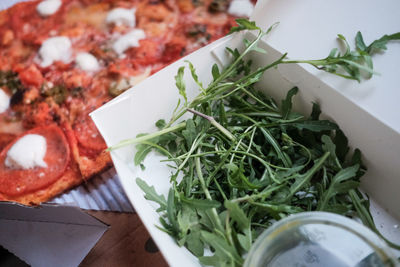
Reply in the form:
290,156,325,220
81,211,168,267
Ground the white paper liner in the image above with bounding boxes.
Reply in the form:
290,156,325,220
49,168,134,213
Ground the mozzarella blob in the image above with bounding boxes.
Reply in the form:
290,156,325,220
38,36,72,67
36,0,62,17
228,0,254,17
0,89,10,113
106,8,136,27
75,52,100,72
112,29,146,55
5,134,48,170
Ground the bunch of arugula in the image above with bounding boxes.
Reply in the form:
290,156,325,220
110,19,400,266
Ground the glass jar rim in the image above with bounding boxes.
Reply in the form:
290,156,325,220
244,211,397,267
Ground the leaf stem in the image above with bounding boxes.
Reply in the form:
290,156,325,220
108,122,186,151
187,108,236,142
195,148,224,232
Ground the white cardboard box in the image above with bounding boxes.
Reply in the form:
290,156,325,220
91,0,400,266
0,202,108,267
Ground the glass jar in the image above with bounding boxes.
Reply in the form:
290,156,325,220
244,212,398,267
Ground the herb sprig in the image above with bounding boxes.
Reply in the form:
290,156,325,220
110,19,400,266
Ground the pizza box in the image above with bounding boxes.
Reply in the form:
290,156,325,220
91,0,400,266
0,202,108,267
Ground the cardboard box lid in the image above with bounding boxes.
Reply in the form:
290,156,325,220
0,203,108,267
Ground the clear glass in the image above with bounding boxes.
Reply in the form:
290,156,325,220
244,212,398,267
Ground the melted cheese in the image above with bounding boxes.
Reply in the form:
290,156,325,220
5,134,47,170
38,36,72,67
228,0,254,17
112,29,146,56
36,0,62,17
106,8,136,27
75,52,100,72
0,88,10,113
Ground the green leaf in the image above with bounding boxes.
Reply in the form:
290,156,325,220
366,32,400,54
134,143,153,166
177,204,199,246
337,34,351,55
155,119,166,129
198,209,214,231
237,231,252,251
286,152,330,201
186,60,204,92
167,188,179,234
281,87,298,120
318,165,359,210
243,39,267,54
175,66,187,103
136,178,167,211
225,47,240,60
310,102,321,120
291,120,338,132
322,135,339,165
181,196,221,210
224,200,250,231
333,129,349,162
186,228,204,257
355,31,367,51
199,255,226,267
260,127,291,168
212,63,220,81
182,119,197,147
225,163,261,189
229,18,260,34
324,204,351,214
201,231,243,265
177,204,198,234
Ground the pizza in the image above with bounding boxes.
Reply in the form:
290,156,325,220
0,0,254,205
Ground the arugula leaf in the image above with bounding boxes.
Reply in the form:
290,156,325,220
201,231,243,265
212,63,220,81
333,129,349,162
224,200,250,231
181,119,197,147
186,226,204,257
310,102,321,120
136,178,167,212
229,19,260,34
155,119,166,129
186,60,205,93
365,32,400,54
167,188,180,236
175,66,187,104
181,196,221,210
291,120,338,132
237,230,252,252
318,165,359,210
281,87,298,120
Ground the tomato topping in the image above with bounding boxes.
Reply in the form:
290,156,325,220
128,39,163,66
0,125,70,196
162,37,187,63
73,114,107,152
18,64,44,87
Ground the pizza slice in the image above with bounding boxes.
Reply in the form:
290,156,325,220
0,124,83,205
0,0,255,205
